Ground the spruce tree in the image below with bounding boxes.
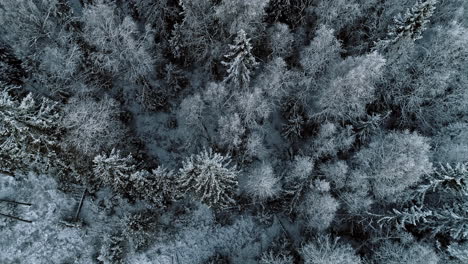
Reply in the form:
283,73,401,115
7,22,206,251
0,89,60,173
376,0,437,50
178,149,239,208
390,0,437,42
93,149,138,193
222,29,258,90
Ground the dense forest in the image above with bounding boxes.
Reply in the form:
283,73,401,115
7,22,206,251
1,0,468,263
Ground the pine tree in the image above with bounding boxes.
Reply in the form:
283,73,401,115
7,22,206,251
178,149,239,208
377,0,437,50
390,0,437,42
93,149,138,193
144,166,179,207
222,29,258,90
0,89,60,173
377,163,468,240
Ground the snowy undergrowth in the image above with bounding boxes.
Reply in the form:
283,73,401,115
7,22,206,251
0,173,93,263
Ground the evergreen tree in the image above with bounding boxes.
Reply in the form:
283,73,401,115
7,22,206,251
376,0,437,50
0,89,60,173
379,163,468,240
390,0,437,42
93,149,138,193
222,29,258,90
178,149,239,208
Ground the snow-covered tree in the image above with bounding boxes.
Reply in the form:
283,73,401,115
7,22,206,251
214,0,269,35
314,0,361,32
433,123,468,164
243,162,281,202
61,96,126,156
0,0,72,58
301,236,362,264
93,149,137,193
300,182,339,232
379,162,468,240
308,122,355,159
132,0,180,39
235,88,272,127
169,0,223,71
319,160,349,190
144,166,179,208
0,90,60,173
299,25,342,92
178,149,239,208
388,0,437,43
218,113,246,152
372,240,439,264
267,23,294,58
222,29,258,90
316,52,386,120
264,0,313,28
355,131,432,201
82,0,155,82
97,233,126,264
260,251,293,264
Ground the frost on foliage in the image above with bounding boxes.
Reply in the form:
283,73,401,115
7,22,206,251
372,240,439,264
380,162,468,240
123,210,159,252
243,162,281,201
218,113,246,151
320,161,348,189
215,0,269,35
448,242,468,262
309,122,355,159
260,251,293,264
235,88,272,128
267,23,294,58
0,90,60,172
300,25,342,86
82,0,155,82
284,156,314,193
417,162,468,197
222,29,259,90
300,186,339,232
378,0,437,49
316,52,386,120
178,149,239,208
301,236,362,264
94,149,178,206
61,96,126,156
355,131,432,200
98,233,126,264
93,149,137,193
433,122,468,163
